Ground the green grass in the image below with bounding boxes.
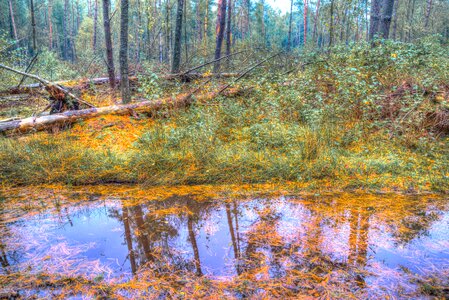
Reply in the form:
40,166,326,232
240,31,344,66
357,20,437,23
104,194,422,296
1,39,448,192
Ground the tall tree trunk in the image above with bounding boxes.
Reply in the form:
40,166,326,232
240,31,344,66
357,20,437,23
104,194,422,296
172,0,184,73
159,0,163,62
424,0,432,28
304,0,308,45
93,0,98,51
312,0,320,44
340,4,348,42
135,0,142,64
165,0,170,63
225,0,232,67
87,0,92,16
30,0,37,52
369,0,382,40
246,0,251,38
71,0,77,62
379,0,395,38
63,0,69,60
183,0,188,63
196,0,203,43
103,0,116,89
329,0,335,47
8,0,18,41
407,0,416,41
120,0,131,103
48,0,53,50
260,0,265,45
365,0,369,40
346,1,354,43
287,0,293,51
213,0,227,72
391,0,399,39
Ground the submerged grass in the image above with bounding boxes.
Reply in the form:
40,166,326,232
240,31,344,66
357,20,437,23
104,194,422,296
1,39,448,192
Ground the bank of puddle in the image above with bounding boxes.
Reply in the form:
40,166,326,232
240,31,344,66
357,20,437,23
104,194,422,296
0,190,448,298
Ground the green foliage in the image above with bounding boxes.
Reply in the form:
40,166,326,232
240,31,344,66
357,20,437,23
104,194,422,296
137,71,163,100
0,40,448,192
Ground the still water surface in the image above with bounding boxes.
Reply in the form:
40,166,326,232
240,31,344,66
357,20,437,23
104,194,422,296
1,191,448,297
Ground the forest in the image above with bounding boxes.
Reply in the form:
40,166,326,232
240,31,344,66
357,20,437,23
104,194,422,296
0,0,449,298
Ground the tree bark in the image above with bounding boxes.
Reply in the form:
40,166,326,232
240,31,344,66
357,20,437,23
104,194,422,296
63,0,69,60
391,0,399,39
120,0,131,103
379,0,395,38
30,0,37,52
183,0,188,63
48,0,53,50
312,0,320,44
287,0,293,51
225,0,232,68
407,0,416,41
303,0,308,45
171,0,184,73
93,0,98,51
424,0,432,28
213,0,227,73
8,0,18,41
204,0,209,54
369,0,382,40
329,0,335,47
103,0,116,89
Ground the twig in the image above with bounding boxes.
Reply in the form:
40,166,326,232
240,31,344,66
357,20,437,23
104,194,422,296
181,50,248,75
217,52,283,95
17,52,40,88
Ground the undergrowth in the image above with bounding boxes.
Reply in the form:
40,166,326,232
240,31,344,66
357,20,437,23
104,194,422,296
1,38,448,192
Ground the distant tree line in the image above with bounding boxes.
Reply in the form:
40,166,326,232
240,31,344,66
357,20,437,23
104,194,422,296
1,0,448,101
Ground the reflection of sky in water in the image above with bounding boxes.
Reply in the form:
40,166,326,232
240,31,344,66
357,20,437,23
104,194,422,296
1,195,449,294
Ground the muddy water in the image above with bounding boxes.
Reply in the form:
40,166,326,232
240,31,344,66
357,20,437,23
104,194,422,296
1,190,448,298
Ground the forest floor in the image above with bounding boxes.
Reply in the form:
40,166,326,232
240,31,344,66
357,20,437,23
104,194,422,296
0,40,448,193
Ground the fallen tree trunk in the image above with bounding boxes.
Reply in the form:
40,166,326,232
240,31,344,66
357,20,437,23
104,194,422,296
0,63,95,109
0,73,240,94
0,88,243,133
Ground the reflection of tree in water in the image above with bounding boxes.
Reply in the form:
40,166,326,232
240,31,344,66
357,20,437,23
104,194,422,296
2,190,448,299
111,193,448,290
0,211,23,274
225,201,242,275
240,200,286,278
113,195,216,276
388,196,446,244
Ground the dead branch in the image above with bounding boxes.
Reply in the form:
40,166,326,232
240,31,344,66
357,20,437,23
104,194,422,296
218,52,283,95
179,50,248,75
17,52,39,88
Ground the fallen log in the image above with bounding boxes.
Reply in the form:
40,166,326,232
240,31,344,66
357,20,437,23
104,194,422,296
0,63,95,109
0,73,240,94
0,88,243,134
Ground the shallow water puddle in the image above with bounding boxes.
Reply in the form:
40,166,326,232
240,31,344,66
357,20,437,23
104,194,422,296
1,191,448,298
